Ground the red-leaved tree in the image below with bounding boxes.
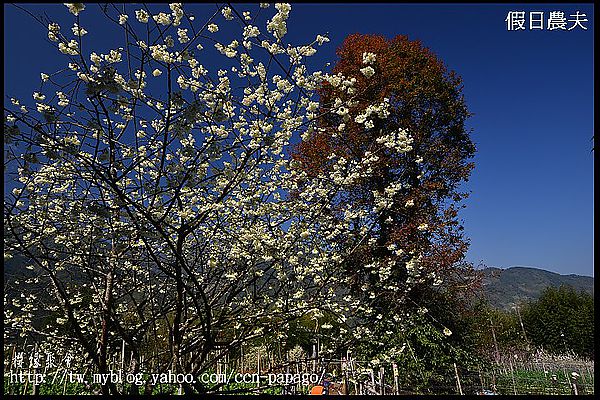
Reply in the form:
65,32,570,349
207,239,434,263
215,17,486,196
293,33,479,331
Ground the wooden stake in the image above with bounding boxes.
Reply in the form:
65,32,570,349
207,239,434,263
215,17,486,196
370,368,376,393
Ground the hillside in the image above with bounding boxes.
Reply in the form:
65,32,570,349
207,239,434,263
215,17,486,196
481,266,594,310
6,256,594,312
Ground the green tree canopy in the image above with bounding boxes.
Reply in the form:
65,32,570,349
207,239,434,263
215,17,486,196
521,285,594,358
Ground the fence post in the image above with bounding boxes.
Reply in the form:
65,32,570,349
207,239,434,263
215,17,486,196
312,344,317,373
570,373,579,395
341,357,349,395
296,359,301,393
370,369,376,393
393,362,399,395
257,349,261,389
350,357,357,395
121,339,125,370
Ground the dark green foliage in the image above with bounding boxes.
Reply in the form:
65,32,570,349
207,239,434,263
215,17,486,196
466,286,595,361
464,298,529,362
520,285,594,358
353,291,486,394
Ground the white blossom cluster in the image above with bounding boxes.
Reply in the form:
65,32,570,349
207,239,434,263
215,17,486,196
362,51,376,64
135,9,149,23
354,98,391,129
58,39,78,55
375,127,414,153
266,3,291,40
47,23,60,41
71,23,87,36
3,3,439,380
360,65,375,78
63,3,84,16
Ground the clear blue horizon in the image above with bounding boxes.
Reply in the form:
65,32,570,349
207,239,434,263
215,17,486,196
4,4,594,277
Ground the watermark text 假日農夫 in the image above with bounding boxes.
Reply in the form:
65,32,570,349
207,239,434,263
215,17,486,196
505,11,588,31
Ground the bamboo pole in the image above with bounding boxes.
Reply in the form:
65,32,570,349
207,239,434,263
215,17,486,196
10,344,16,372
453,362,463,395
32,344,39,396
62,370,68,395
296,359,300,394
121,339,126,393
515,305,529,350
23,369,29,395
489,316,500,364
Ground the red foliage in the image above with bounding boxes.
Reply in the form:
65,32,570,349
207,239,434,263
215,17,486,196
292,33,479,310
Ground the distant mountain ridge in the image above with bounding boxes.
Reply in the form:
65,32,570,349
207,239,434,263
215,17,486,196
5,256,594,312
480,266,594,310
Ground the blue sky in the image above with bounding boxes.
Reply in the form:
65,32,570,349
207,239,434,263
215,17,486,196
4,4,594,277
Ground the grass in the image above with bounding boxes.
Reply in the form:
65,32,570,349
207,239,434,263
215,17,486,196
488,368,594,395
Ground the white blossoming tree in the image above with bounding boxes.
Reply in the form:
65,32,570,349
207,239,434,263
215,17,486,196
5,3,422,394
